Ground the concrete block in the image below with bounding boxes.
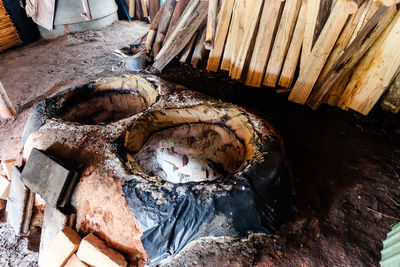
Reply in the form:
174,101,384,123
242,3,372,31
77,233,127,267
6,167,28,235
64,254,88,267
0,174,10,200
39,227,81,267
21,148,79,209
39,205,76,254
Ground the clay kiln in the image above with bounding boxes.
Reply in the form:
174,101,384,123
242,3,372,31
22,75,294,265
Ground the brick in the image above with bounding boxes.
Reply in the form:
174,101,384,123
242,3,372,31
6,166,28,235
0,174,10,200
77,233,127,267
64,254,88,267
38,227,81,267
39,205,76,254
1,159,16,180
21,148,79,209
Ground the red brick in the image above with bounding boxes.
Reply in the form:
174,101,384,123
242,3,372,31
77,233,127,267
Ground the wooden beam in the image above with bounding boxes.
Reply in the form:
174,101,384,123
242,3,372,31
342,10,400,115
205,0,219,50
288,0,353,105
229,0,264,80
153,0,208,71
206,0,235,72
307,2,395,109
263,0,302,87
0,81,16,118
278,0,308,89
244,0,284,87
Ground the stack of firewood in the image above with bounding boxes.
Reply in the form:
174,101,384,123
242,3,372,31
147,0,218,69
205,0,400,115
0,0,22,51
125,0,161,21
145,0,400,115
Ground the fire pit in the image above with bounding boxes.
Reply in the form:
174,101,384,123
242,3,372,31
22,75,295,265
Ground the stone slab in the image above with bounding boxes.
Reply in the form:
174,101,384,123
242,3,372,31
6,166,28,235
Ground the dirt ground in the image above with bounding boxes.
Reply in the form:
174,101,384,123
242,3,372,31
0,21,399,266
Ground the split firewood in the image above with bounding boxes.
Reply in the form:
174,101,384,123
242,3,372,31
191,27,208,68
180,31,198,63
145,0,166,50
152,0,177,57
229,0,264,80
220,0,244,71
245,0,284,87
263,0,302,87
278,0,308,89
288,0,357,105
163,0,190,46
382,0,400,6
135,0,143,19
340,10,400,115
206,0,235,72
306,3,396,109
205,0,219,50
381,69,400,114
300,0,320,70
129,0,135,18
141,0,149,17
0,81,16,118
153,0,208,71
149,0,160,21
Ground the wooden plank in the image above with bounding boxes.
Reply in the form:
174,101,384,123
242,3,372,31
300,0,320,70
180,31,198,63
342,10,400,115
244,0,284,87
278,0,308,89
205,0,219,49
288,0,353,105
306,4,396,109
206,0,235,72
263,0,302,87
163,0,190,46
153,0,208,71
220,0,244,71
191,27,208,68
229,0,264,80
152,0,177,57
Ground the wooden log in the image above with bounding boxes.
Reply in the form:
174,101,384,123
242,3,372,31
152,0,177,57
278,0,308,89
149,0,160,21
129,0,135,18
340,10,400,115
220,0,244,71
244,0,284,87
206,0,235,72
229,0,264,80
153,0,208,71
263,0,302,87
191,27,208,68
300,0,320,70
288,0,353,105
205,0,219,50
306,4,396,109
0,81,16,118
180,31,198,63
381,69,400,114
163,0,190,46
